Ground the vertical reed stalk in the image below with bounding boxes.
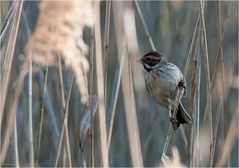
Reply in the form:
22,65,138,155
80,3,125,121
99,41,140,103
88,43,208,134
89,28,95,167
64,123,72,167
107,53,124,149
38,68,60,140
201,3,230,166
209,2,225,166
0,67,28,165
103,0,111,106
57,55,72,167
216,2,227,165
216,109,238,166
22,8,61,154
0,2,15,43
214,2,231,166
14,117,20,167
23,9,60,141
199,1,213,165
190,37,200,167
161,14,201,158
183,15,199,167
94,2,109,167
28,41,34,168
121,46,144,166
183,16,199,79
58,56,66,109
0,0,23,129
209,5,230,94
209,98,222,166
55,77,73,167
36,65,48,160
161,88,185,161
133,1,156,51
113,3,143,166
195,40,201,166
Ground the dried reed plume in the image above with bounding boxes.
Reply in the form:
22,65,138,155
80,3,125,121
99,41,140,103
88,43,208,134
24,0,95,104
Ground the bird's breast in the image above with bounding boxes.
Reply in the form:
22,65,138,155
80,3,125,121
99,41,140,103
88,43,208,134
145,71,178,107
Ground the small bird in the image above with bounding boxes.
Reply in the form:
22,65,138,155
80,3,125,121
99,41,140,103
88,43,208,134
139,51,192,130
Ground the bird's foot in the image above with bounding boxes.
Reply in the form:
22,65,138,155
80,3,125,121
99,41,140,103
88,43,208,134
170,117,178,124
170,117,179,130
178,80,186,89
178,80,187,95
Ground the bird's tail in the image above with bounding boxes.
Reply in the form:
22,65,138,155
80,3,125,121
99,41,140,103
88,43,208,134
172,102,192,130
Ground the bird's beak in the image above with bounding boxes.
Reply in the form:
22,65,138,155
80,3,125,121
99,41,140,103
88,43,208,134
137,58,142,63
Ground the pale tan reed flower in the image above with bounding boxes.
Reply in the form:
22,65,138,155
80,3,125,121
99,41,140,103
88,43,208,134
25,0,95,104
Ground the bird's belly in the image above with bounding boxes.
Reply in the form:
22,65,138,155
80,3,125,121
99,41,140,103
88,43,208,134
147,78,177,107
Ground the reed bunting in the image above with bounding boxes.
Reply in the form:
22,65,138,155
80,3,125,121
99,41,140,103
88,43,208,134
139,51,192,130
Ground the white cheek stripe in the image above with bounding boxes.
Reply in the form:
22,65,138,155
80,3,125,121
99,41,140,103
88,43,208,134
144,64,151,69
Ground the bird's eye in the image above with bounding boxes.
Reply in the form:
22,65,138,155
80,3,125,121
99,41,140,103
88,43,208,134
145,56,159,66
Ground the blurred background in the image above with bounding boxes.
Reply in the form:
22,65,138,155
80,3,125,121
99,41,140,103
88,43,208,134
0,1,238,167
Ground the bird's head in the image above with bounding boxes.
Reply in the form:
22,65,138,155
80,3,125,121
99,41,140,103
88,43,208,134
139,51,163,69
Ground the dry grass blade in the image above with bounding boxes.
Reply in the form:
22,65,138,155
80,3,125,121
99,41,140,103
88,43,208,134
0,0,23,129
133,1,156,51
64,121,72,167
94,2,109,167
103,0,111,105
0,2,15,43
189,37,200,167
38,70,60,139
107,53,124,149
194,41,202,166
161,19,200,157
216,108,238,166
179,9,201,168
209,2,228,166
55,77,74,167
89,28,95,167
0,67,28,165
161,87,185,161
209,98,222,166
22,5,60,141
209,4,231,94
36,65,49,160
14,116,20,167
198,1,213,165
189,74,196,166
122,7,143,167
211,6,231,157
58,55,66,109
204,3,231,126
57,55,72,167
183,16,199,79
28,40,34,168
57,55,68,166
215,2,227,149
55,126,64,166
181,15,199,166
121,46,143,167
22,8,61,158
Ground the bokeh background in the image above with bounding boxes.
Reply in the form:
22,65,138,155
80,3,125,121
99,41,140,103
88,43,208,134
1,1,238,167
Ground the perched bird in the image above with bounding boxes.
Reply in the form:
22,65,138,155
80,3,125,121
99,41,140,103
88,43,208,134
139,51,191,130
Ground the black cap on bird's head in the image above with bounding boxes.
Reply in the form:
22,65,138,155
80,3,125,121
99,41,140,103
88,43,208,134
140,51,163,67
